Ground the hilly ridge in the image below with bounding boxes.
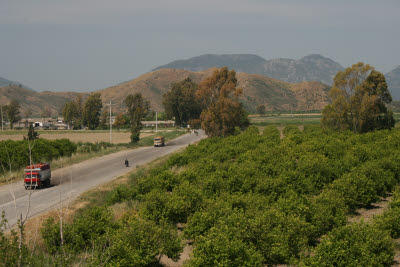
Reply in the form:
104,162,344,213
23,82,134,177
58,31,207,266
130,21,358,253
153,54,344,85
98,68,331,113
0,85,86,117
1,69,331,116
0,76,33,91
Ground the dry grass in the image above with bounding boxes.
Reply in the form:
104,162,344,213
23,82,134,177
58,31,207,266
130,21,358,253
0,132,154,143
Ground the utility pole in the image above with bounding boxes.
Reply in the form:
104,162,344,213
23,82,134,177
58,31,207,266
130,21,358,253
107,101,115,143
156,111,158,133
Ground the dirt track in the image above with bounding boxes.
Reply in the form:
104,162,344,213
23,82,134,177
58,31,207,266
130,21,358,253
0,131,206,228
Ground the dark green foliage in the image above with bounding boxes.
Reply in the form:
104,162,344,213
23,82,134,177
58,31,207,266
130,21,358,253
62,96,83,129
27,123,39,141
322,63,394,133
283,125,301,136
162,77,202,127
83,93,103,130
256,104,266,115
0,139,76,175
125,93,149,143
105,184,136,205
41,207,115,254
0,212,23,266
17,125,400,265
187,226,264,267
374,187,400,239
4,100,21,129
95,216,182,266
305,223,394,266
262,125,280,142
115,126,400,265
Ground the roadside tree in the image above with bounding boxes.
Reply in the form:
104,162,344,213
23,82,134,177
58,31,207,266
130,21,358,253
27,123,39,141
163,78,202,127
196,67,249,137
125,93,149,143
113,113,126,130
83,93,103,130
99,109,109,130
322,62,394,133
5,100,21,130
62,97,83,130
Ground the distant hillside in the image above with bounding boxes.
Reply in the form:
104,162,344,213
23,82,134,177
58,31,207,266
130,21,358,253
0,68,331,116
386,66,400,100
153,54,344,85
98,68,330,113
153,54,267,74
0,85,86,117
0,76,33,91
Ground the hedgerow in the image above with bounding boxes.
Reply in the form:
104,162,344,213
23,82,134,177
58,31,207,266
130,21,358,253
0,139,76,175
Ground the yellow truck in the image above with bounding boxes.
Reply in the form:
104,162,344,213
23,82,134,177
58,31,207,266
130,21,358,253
154,136,165,147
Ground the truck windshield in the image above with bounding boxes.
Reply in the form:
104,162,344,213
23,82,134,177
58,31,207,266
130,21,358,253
155,139,160,141
26,174,37,178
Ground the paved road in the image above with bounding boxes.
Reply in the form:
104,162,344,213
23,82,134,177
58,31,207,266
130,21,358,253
0,131,206,228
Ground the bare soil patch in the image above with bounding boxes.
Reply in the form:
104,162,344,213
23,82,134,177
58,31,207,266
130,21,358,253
160,243,193,267
347,195,392,224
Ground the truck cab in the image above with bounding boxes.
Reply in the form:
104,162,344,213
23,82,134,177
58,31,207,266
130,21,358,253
154,136,165,147
24,163,51,189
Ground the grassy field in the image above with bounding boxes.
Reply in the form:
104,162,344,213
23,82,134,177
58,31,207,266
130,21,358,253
250,113,322,126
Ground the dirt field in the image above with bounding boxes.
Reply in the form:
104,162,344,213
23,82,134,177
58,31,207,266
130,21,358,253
0,132,154,144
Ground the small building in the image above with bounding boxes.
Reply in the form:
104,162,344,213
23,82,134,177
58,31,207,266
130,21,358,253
141,120,175,128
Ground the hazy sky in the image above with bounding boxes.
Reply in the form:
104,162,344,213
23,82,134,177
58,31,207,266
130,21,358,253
0,0,399,92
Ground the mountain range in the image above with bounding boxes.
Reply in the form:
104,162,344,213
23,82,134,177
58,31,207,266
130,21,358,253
0,68,330,116
153,54,344,86
0,85,85,117
1,54,399,116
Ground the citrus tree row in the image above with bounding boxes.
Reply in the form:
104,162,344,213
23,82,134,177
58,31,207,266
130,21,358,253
35,125,400,266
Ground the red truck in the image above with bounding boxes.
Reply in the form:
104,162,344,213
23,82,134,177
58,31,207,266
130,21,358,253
24,163,51,189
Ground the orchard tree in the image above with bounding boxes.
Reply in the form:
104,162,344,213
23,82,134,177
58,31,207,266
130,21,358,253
196,67,249,137
83,93,103,130
162,78,202,127
5,100,21,129
125,93,149,143
322,62,394,133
